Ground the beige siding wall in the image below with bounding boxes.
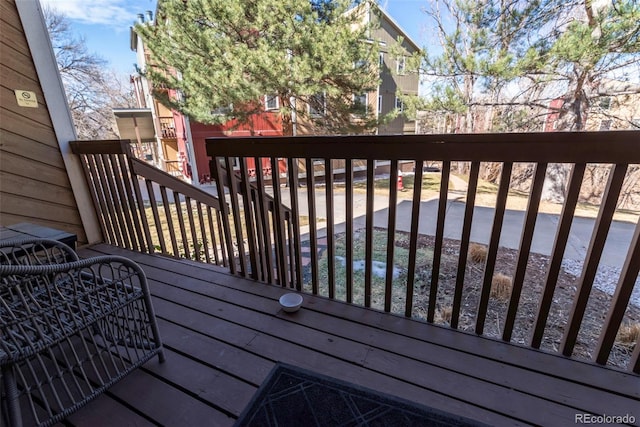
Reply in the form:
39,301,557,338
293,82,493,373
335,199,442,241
374,15,419,135
584,93,640,131
0,0,87,242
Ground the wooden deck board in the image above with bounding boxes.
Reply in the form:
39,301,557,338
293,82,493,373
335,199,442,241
104,368,234,426
68,245,639,426
128,257,635,415
64,394,157,427
132,267,623,423
95,244,639,398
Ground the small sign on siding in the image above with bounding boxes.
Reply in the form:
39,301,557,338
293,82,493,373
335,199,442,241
14,90,38,108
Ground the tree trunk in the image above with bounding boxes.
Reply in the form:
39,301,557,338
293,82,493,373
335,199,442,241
280,94,294,136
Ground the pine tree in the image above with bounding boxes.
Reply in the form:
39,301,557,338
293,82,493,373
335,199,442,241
135,0,383,135
544,0,640,130
418,0,640,132
418,0,567,133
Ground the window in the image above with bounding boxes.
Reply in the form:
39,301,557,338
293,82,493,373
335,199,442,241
599,119,612,131
378,95,382,114
379,52,384,67
308,93,326,116
395,96,404,112
265,95,279,110
599,97,611,110
396,56,406,75
353,93,367,114
211,104,232,116
354,59,368,69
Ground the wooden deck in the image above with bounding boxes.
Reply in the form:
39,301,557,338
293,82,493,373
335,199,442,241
66,244,639,427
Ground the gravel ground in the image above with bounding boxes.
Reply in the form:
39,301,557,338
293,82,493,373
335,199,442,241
395,233,640,370
561,258,640,307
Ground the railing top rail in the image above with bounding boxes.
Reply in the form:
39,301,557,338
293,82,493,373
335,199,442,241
130,159,221,210
70,140,132,155
70,140,221,210
205,131,640,163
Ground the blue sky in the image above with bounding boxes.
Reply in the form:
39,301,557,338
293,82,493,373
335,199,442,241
40,0,430,78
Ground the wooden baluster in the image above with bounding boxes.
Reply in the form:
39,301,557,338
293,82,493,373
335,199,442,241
94,154,124,247
250,187,267,282
216,209,228,268
185,197,201,262
227,159,248,275
238,157,259,279
531,163,586,348
211,157,236,274
364,159,375,308
255,158,274,283
286,211,296,287
116,154,146,252
206,206,221,265
595,214,640,367
561,163,628,357
451,161,479,329
345,159,354,304
306,158,319,294
173,192,190,258
145,179,165,253
288,158,303,290
475,162,512,335
160,186,179,257
271,157,288,286
196,202,211,264
503,162,547,342
405,160,424,318
102,154,131,248
109,154,138,251
326,159,335,299
81,154,113,245
384,160,399,313
428,161,451,323
127,158,153,253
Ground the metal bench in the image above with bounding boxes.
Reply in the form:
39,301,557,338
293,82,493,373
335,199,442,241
0,239,165,427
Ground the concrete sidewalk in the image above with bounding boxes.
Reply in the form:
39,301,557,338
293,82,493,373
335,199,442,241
201,183,635,269
323,198,635,269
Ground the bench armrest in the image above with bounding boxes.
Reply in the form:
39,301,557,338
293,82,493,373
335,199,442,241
0,238,79,266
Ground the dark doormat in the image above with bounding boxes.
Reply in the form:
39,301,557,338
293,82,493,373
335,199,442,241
234,363,489,426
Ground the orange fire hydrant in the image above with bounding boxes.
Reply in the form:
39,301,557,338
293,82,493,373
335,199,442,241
397,172,404,191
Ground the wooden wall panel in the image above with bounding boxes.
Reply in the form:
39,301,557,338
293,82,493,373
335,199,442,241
0,171,78,207
1,108,60,147
1,130,66,168
0,193,82,224
1,85,52,127
0,0,87,243
0,151,71,193
0,48,41,83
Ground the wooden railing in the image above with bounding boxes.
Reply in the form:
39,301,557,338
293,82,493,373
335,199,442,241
159,117,177,138
165,160,182,177
70,140,230,266
206,131,640,373
70,140,294,277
